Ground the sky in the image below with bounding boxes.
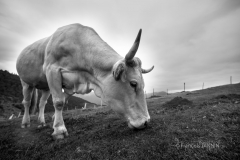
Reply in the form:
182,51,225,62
0,0,240,103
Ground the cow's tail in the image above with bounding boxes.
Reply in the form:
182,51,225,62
29,88,38,115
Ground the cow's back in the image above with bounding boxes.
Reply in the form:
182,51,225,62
16,37,50,89
17,23,119,89
43,23,119,72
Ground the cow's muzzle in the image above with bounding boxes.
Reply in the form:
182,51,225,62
128,118,150,130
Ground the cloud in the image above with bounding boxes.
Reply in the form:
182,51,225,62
0,0,239,96
143,0,240,92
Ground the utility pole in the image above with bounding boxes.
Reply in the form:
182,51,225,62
202,82,204,90
153,88,154,96
184,83,185,92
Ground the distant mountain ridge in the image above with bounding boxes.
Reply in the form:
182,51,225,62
146,91,167,98
0,70,94,116
76,92,102,105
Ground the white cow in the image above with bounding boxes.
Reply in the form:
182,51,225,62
16,23,154,139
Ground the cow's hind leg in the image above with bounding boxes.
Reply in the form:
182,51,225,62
46,65,68,139
38,90,50,128
21,80,34,128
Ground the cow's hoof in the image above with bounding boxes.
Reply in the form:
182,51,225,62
52,132,68,140
21,124,30,128
37,123,46,128
52,134,64,140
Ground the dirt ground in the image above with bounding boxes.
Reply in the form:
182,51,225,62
0,84,240,160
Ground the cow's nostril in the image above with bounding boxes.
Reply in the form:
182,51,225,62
144,121,148,127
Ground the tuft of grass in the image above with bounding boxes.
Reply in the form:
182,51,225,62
162,96,193,110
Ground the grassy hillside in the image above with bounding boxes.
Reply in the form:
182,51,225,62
0,70,94,119
0,70,23,102
0,83,239,159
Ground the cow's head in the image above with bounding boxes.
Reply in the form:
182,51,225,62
103,29,154,129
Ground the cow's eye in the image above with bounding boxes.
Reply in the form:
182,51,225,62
130,81,137,90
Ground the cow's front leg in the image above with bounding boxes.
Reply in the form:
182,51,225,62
52,100,68,139
46,65,68,139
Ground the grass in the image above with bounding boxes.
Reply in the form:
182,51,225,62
0,83,240,159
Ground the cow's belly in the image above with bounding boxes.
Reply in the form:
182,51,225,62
16,37,50,90
19,68,49,90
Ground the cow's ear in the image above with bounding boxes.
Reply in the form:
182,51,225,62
113,63,125,81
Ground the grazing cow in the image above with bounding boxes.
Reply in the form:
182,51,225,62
16,23,154,139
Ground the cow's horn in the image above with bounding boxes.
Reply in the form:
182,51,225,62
125,29,142,62
142,66,154,74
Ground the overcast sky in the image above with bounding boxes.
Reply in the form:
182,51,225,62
1,0,240,96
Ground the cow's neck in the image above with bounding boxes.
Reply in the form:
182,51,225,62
79,47,123,101
78,41,121,78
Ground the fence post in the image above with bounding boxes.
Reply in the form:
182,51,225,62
18,112,21,118
9,114,14,120
83,103,87,109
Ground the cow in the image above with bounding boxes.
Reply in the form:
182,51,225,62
16,23,154,139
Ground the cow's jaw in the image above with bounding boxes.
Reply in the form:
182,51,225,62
101,92,150,129
105,93,150,130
